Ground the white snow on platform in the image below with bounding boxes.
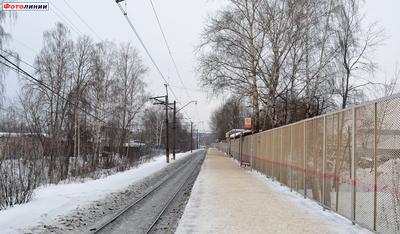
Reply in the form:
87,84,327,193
177,150,372,234
250,170,372,234
0,151,194,234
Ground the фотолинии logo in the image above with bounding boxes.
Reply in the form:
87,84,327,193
1,2,49,11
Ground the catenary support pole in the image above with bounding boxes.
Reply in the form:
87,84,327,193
173,100,176,160
197,128,199,149
165,84,169,163
190,121,193,153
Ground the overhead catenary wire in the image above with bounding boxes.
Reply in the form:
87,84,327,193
148,0,192,101
114,1,180,104
49,0,84,36
168,84,206,93
61,0,102,41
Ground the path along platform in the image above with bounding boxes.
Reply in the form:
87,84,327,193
176,148,370,234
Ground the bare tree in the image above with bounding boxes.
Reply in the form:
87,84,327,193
87,41,115,170
0,10,17,107
141,107,165,145
31,22,73,182
112,43,148,157
198,0,264,130
69,36,94,176
210,96,247,141
332,0,384,109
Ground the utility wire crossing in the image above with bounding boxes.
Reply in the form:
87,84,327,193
114,0,180,104
148,0,192,101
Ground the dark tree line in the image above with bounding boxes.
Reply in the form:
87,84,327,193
211,96,250,141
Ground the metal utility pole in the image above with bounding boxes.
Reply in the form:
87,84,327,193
197,128,199,149
172,100,176,160
190,121,193,153
165,84,169,163
175,100,197,154
150,84,174,163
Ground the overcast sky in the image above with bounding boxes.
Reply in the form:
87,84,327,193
2,0,400,132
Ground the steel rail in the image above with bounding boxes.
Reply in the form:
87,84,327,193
145,154,204,233
91,153,199,233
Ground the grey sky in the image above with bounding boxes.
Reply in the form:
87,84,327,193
2,0,400,132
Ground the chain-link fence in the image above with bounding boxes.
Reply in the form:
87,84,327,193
216,94,400,233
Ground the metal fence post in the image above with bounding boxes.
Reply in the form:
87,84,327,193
251,132,254,171
240,134,243,163
271,131,275,181
351,107,356,224
373,102,378,231
322,116,326,209
290,126,293,192
304,121,307,198
280,129,283,185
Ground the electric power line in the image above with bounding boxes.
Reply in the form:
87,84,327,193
168,84,207,93
1,48,187,126
0,48,36,72
148,0,192,101
61,0,102,41
0,53,108,124
49,0,84,35
114,1,180,104
1,51,120,121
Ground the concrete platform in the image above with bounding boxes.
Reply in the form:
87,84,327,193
176,148,370,234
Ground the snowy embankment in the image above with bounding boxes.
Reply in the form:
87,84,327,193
0,151,195,234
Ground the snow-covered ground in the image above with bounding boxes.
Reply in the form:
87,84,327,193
250,171,371,234
0,151,195,234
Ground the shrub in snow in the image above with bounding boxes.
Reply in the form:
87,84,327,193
0,136,43,209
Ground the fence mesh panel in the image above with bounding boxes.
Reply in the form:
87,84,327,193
335,110,353,219
254,134,259,171
281,127,291,187
273,129,281,180
355,104,375,229
257,133,262,172
305,118,323,202
324,113,337,211
292,123,305,195
266,131,273,177
242,137,250,163
260,133,267,174
376,99,400,233
220,94,400,233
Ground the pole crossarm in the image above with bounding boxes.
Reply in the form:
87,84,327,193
177,100,197,113
150,95,166,100
149,85,171,163
150,96,196,161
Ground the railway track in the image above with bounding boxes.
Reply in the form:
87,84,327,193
90,150,206,234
